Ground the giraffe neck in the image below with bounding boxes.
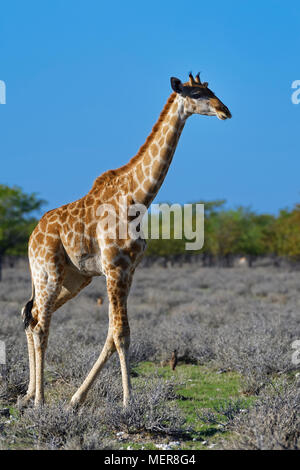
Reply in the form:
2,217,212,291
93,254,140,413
129,93,188,207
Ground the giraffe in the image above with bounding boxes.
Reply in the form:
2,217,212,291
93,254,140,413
19,73,231,408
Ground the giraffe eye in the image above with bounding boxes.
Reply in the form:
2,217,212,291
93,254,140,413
191,92,203,98
184,86,214,100
185,88,207,99
189,92,206,100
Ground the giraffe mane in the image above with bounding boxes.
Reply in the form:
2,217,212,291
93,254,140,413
125,91,177,170
90,92,177,193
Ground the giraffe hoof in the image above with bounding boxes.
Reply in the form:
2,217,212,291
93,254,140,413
17,394,34,410
66,402,80,414
33,398,45,408
68,400,78,410
70,390,87,409
123,395,132,409
69,396,81,410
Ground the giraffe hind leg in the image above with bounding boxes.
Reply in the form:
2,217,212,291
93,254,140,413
17,328,37,409
19,268,92,408
32,277,64,407
18,289,37,408
31,266,93,406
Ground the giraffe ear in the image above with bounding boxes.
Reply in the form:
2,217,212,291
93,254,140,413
170,77,184,95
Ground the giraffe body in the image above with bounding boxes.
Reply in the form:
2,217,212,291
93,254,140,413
20,74,231,408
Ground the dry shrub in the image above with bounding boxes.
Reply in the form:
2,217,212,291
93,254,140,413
221,379,300,450
100,377,185,436
1,265,300,449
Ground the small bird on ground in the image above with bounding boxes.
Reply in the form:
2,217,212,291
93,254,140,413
170,350,178,371
97,296,103,307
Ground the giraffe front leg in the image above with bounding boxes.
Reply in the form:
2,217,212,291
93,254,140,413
106,272,132,408
114,326,131,407
70,315,116,407
70,269,133,409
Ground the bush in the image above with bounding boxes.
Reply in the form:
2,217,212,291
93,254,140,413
101,377,184,436
221,379,300,450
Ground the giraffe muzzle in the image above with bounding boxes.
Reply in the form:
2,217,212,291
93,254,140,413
216,105,232,120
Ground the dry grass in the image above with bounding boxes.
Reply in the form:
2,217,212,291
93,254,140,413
0,263,299,449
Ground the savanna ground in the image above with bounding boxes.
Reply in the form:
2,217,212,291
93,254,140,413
0,261,299,450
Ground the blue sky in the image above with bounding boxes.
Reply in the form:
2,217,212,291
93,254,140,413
0,0,299,215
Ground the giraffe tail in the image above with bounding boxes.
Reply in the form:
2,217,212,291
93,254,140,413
21,281,35,330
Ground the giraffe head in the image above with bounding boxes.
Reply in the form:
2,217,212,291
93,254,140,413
170,73,232,120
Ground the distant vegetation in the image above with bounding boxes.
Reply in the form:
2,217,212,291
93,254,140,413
145,200,300,265
0,185,45,280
